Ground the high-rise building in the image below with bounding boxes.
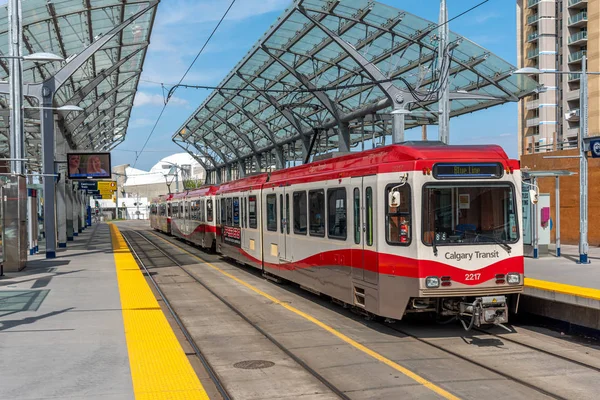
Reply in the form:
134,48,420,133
517,0,600,247
517,0,595,155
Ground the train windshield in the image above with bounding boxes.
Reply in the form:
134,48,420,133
422,183,518,245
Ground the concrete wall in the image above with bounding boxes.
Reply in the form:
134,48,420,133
521,149,600,245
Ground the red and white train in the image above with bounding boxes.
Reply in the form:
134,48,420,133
151,143,524,329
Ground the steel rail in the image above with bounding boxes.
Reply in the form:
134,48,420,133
127,229,350,400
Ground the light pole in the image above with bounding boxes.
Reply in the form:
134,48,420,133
514,57,597,264
161,161,192,192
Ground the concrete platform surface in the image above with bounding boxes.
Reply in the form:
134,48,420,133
0,223,134,400
524,244,600,307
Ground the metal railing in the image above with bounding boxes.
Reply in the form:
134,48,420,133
527,48,539,59
528,0,541,7
568,11,587,25
527,31,539,42
527,14,539,24
569,49,587,63
568,30,587,44
568,0,587,7
526,117,540,127
568,73,581,81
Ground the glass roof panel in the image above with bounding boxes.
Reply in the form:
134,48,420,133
174,0,537,172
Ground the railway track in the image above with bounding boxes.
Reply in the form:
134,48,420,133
128,226,600,400
122,228,350,400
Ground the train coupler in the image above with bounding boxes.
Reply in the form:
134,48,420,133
459,296,509,331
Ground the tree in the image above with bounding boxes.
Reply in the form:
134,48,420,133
183,178,204,190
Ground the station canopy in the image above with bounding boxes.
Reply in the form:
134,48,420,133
0,0,159,167
174,0,537,178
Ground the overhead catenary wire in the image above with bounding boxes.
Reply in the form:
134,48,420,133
133,0,237,167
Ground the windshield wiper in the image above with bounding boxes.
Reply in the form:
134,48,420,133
462,231,511,254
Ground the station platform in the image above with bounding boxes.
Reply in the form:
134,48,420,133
523,244,600,330
0,223,209,400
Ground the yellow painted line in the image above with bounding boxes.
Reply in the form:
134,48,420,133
151,232,460,400
110,224,209,400
525,277,600,301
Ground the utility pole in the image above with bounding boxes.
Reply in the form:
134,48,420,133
579,56,589,264
438,0,450,144
9,0,24,174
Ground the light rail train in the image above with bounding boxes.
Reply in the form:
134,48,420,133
150,143,524,329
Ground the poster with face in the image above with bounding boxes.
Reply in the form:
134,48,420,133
67,153,111,179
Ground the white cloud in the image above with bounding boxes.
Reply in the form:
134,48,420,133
130,118,156,128
499,133,514,137
158,0,289,26
134,92,188,107
474,12,500,24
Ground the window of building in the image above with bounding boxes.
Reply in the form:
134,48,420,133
309,190,325,237
249,195,257,229
327,188,347,240
293,191,307,235
385,184,411,245
266,194,277,231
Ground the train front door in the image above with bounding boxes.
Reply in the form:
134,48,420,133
278,189,291,262
351,176,378,285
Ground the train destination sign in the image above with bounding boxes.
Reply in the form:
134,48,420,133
433,163,503,179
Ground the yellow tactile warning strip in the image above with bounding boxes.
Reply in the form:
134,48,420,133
150,232,460,400
525,277,600,301
109,224,209,400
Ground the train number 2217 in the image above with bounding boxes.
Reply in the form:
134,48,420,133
465,273,481,281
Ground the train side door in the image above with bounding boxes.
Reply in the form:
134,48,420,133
351,179,364,281
278,189,291,262
351,177,378,284
362,176,378,285
241,193,250,253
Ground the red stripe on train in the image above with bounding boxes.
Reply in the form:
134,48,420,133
234,248,523,286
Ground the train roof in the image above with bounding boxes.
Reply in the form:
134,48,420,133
266,143,514,185
216,173,268,194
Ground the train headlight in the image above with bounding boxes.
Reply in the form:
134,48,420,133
507,273,521,285
425,276,440,288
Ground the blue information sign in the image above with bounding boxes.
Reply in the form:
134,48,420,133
79,181,98,190
591,138,600,158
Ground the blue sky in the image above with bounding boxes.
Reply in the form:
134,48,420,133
117,0,518,170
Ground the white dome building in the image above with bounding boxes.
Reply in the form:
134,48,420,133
106,153,205,219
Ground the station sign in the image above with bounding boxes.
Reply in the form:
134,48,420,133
98,181,117,192
92,194,103,199
79,181,98,191
87,190,100,196
591,138,600,158
433,163,503,179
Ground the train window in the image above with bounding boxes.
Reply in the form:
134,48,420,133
207,199,213,222
180,202,184,216
220,199,226,224
366,187,373,246
266,194,277,231
226,198,233,226
327,188,347,240
279,195,284,233
249,196,257,229
353,188,360,244
172,202,178,218
309,190,325,237
233,197,240,227
244,198,248,228
293,191,307,235
385,184,412,246
286,194,290,235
